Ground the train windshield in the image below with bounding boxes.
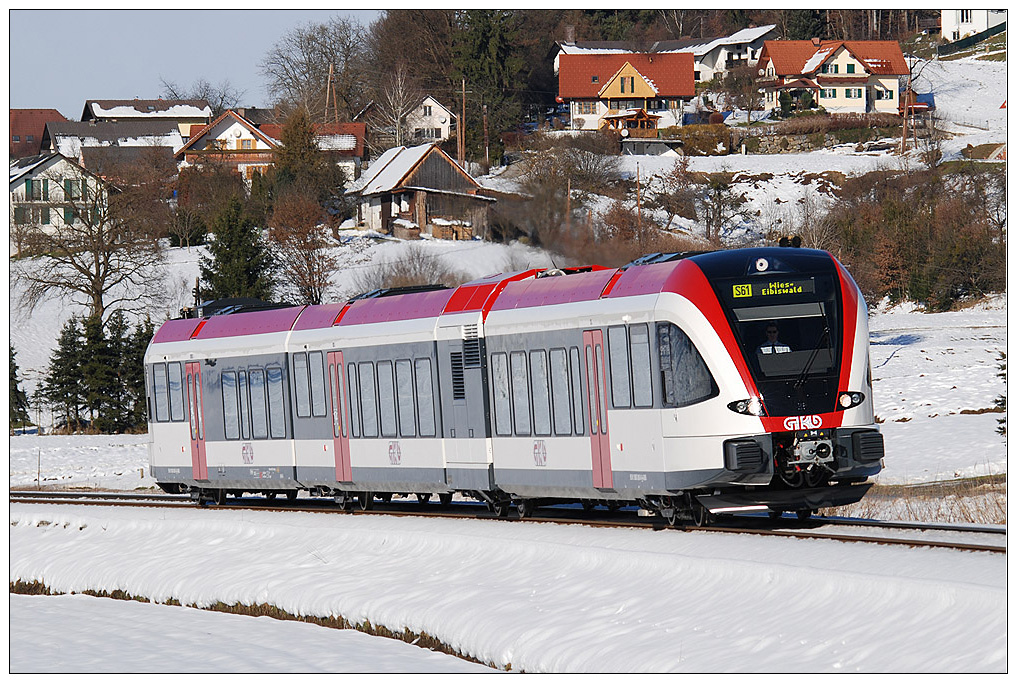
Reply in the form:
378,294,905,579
717,272,842,416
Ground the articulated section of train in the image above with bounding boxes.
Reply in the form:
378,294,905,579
145,247,884,521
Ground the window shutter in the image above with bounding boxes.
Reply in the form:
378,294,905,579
42,179,49,201
42,207,50,225
64,179,72,198
24,179,31,199
64,208,74,224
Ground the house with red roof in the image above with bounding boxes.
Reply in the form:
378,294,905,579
557,52,696,133
756,40,909,115
10,109,67,159
175,110,367,186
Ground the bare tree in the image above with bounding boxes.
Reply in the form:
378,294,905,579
261,16,368,122
649,155,698,229
366,63,425,149
160,77,245,117
269,191,339,305
14,163,165,323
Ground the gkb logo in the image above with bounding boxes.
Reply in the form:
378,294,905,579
784,415,822,431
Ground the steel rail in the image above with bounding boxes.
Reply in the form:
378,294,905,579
10,493,1006,554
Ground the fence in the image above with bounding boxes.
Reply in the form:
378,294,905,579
937,22,1006,56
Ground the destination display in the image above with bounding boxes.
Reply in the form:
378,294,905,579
731,278,816,299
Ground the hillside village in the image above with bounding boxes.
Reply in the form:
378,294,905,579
8,9,1008,432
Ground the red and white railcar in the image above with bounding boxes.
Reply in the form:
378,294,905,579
145,247,883,522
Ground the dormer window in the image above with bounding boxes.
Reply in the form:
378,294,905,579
423,105,432,116
591,75,599,83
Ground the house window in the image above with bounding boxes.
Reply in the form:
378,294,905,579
64,179,82,200
820,89,836,99
240,139,254,150
12,135,19,142
591,75,599,83
845,88,863,99
874,88,894,100
578,101,597,115
26,135,33,142
846,63,855,74
423,105,432,116
820,63,839,74
694,71,702,81
960,10,972,23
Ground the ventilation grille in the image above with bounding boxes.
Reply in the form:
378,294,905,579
852,431,884,463
724,440,765,472
462,325,482,368
450,352,466,400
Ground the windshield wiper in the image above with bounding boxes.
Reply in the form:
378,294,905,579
793,324,830,391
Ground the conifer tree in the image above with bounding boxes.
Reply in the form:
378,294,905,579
10,345,32,428
42,317,87,431
82,315,116,431
125,317,156,430
199,197,276,301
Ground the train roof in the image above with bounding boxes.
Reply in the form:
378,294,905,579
149,248,837,345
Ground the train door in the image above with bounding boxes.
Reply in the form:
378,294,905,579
582,330,613,488
327,351,352,482
184,361,208,481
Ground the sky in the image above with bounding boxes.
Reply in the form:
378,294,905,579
8,9,383,120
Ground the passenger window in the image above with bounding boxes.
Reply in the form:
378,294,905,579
550,348,572,436
153,364,169,422
222,371,240,440
267,366,286,438
630,324,653,408
359,362,379,438
377,360,397,438
414,358,436,437
293,352,310,418
347,363,361,438
608,326,631,408
530,350,551,436
657,323,717,408
309,351,326,417
168,362,185,421
510,351,530,436
238,370,251,440
250,369,268,439
396,359,416,438
491,353,512,436
570,347,584,435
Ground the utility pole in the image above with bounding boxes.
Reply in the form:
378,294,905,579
459,78,467,165
636,163,642,243
483,103,489,167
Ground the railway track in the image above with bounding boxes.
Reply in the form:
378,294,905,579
10,490,1006,554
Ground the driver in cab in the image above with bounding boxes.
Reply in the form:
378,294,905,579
757,322,791,355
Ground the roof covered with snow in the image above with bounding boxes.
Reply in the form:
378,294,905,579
760,40,909,77
347,144,475,197
82,99,212,121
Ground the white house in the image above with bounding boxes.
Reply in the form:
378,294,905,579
9,153,104,255
407,96,457,143
554,24,776,83
941,10,1006,42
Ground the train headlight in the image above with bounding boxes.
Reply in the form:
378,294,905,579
837,392,865,409
728,397,765,416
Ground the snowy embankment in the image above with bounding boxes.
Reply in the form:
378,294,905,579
9,505,1006,673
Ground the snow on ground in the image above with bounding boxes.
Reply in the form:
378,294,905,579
9,504,1006,673
10,592,490,673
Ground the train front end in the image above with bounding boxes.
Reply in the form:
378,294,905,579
681,248,884,515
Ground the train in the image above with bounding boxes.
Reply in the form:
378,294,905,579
145,247,884,525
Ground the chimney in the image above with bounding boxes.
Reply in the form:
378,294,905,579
564,25,575,44
812,37,821,46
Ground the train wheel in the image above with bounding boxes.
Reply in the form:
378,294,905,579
265,491,277,501
768,510,784,522
416,493,432,506
334,492,353,510
489,500,510,518
581,501,595,512
796,509,813,522
517,499,534,519
438,493,453,508
207,489,226,506
286,490,298,502
358,492,374,511
661,506,678,527
686,493,711,527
